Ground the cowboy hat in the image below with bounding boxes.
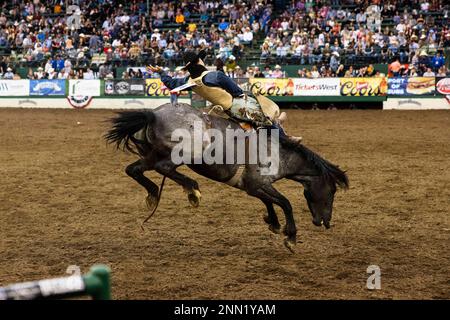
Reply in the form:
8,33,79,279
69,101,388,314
181,50,207,70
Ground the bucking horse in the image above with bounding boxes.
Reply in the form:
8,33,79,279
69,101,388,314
105,103,349,251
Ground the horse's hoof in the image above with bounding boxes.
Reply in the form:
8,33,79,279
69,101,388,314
188,189,201,207
145,194,158,212
269,224,281,234
284,238,296,253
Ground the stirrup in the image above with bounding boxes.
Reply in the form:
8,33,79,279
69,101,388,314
208,105,224,115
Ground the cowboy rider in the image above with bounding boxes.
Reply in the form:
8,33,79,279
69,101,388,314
148,50,302,143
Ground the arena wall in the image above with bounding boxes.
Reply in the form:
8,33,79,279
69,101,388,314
0,97,190,109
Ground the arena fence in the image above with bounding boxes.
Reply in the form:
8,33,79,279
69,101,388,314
0,265,111,300
0,77,447,109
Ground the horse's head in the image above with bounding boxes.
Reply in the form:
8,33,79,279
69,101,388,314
303,177,339,228
289,143,349,229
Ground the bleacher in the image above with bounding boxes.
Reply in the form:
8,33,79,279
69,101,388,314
0,0,448,78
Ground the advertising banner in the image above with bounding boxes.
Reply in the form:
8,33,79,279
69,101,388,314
30,80,66,96
388,77,436,96
249,78,292,96
384,98,449,110
293,78,340,96
105,79,145,96
68,80,101,96
0,80,30,96
340,77,388,96
387,78,408,95
436,78,450,96
405,77,435,95
145,79,189,97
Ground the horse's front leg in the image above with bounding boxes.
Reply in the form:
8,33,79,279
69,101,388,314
248,185,296,252
154,160,201,207
125,159,159,212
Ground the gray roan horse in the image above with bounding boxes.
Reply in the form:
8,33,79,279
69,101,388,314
105,103,348,251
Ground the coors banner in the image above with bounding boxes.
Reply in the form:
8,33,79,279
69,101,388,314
105,79,145,96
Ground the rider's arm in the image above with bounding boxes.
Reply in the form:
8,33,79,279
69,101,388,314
160,71,190,90
203,71,244,97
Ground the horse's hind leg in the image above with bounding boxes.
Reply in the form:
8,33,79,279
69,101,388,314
125,160,159,212
261,200,281,234
154,160,201,207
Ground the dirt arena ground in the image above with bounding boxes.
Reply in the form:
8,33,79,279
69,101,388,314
0,108,449,300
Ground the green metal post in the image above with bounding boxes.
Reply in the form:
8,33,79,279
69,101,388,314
82,264,111,300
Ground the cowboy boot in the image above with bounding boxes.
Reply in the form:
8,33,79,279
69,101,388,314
276,112,302,144
287,135,303,144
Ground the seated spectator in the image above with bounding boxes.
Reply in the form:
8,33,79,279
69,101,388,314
83,68,95,79
128,43,141,60
330,52,340,73
3,67,14,79
34,67,45,79
254,66,265,78
263,65,272,78
240,27,253,45
408,65,419,77
310,66,320,79
271,65,284,78
218,18,229,32
48,68,58,79
423,67,435,77
436,66,448,77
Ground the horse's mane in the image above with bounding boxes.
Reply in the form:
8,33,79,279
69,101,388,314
280,137,349,189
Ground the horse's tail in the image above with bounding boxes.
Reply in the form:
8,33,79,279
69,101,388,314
104,110,155,155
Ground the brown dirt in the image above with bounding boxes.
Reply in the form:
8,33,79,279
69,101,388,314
0,108,449,300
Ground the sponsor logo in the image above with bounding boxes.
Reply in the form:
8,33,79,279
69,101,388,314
130,84,144,91
0,82,27,91
114,81,130,94
69,80,101,96
18,99,37,106
124,99,145,106
340,78,387,96
105,82,114,94
32,82,62,92
0,83,9,91
67,96,93,109
296,84,339,91
146,80,171,96
436,78,450,95
398,99,422,107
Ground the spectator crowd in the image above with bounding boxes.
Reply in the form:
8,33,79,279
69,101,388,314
0,0,448,79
